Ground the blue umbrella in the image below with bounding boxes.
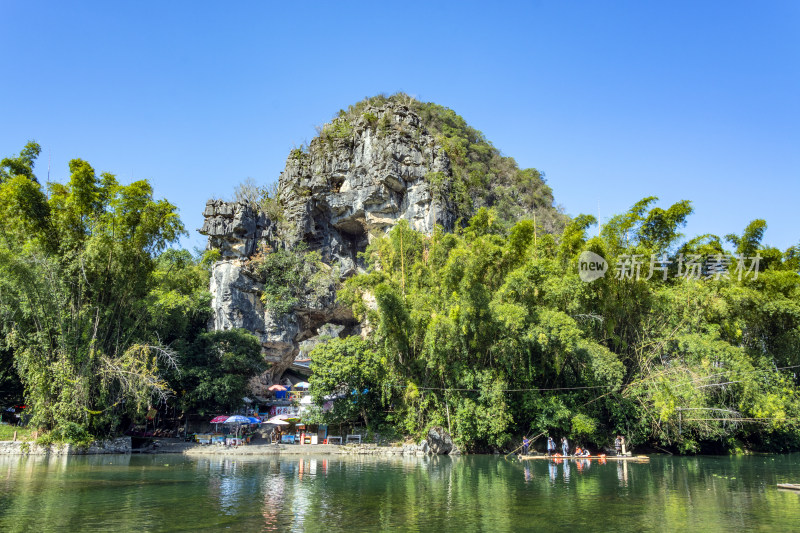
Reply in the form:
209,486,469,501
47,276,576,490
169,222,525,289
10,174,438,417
247,416,261,424
224,415,251,438
224,415,251,424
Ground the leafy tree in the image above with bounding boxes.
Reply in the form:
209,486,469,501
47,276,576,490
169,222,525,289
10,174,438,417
309,336,386,429
176,329,265,414
146,248,213,345
726,219,767,257
250,243,337,316
0,144,185,435
0,141,41,184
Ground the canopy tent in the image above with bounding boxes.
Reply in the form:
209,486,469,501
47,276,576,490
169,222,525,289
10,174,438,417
268,414,300,424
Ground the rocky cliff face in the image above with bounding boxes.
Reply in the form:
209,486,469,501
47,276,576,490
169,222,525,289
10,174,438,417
277,103,454,276
200,103,455,385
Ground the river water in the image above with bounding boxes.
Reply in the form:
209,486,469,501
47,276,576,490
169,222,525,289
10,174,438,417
1,453,799,532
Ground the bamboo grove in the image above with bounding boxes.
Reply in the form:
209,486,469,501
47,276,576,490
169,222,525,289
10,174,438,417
310,202,800,453
0,143,264,441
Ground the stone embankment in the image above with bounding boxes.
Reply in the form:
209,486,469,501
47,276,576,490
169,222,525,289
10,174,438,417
184,443,340,456
0,436,462,457
182,442,452,457
327,439,461,456
0,437,132,455
335,443,427,456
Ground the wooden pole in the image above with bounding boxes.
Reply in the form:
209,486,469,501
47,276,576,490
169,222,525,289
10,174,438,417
506,431,546,458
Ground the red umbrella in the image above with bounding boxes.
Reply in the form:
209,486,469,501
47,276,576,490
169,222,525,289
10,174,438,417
268,384,287,391
210,415,228,433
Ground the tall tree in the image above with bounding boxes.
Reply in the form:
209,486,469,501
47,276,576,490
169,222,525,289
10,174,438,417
0,145,184,435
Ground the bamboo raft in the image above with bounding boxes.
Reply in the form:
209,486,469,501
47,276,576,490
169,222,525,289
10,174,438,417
519,454,650,463
777,483,800,491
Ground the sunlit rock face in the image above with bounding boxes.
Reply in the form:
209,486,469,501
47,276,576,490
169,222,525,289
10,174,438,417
200,103,455,381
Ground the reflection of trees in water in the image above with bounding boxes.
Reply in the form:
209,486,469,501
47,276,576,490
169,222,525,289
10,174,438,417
198,457,269,516
2,456,800,531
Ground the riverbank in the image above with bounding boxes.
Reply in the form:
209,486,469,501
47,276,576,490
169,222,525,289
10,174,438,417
0,437,433,457
182,441,432,456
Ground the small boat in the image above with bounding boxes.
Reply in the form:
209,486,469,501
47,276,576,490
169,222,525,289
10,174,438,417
519,454,650,462
777,483,800,491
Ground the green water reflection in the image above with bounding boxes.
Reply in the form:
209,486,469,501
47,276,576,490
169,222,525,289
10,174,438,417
1,453,799,532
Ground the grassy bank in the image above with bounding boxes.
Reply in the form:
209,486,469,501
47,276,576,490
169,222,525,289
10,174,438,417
0,424,34,441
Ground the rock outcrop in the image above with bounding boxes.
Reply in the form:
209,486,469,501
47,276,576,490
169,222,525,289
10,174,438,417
200,103,456,382
426,426,456,455
276,103,454,274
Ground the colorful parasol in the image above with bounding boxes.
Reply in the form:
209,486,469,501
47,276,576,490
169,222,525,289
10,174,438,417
224,415,251,424
210,415,228,432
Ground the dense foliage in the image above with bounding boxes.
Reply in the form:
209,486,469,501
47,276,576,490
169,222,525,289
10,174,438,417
173,329,266,414
0,144,263,439
308,337,386,430
312,200,800,453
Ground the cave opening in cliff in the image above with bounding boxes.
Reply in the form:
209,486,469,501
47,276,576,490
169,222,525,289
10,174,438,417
330,175,345,193
339,223,369,265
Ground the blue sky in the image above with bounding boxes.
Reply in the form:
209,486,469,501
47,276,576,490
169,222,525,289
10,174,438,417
2,1,798,253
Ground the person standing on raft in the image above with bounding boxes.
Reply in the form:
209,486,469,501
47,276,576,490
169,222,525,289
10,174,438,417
561,437,569,456
615,435,627,456
522,436,530,455
547,436,556,456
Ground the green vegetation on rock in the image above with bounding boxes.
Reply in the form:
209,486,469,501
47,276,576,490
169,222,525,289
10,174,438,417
248,243,339,317
341,93,566,231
